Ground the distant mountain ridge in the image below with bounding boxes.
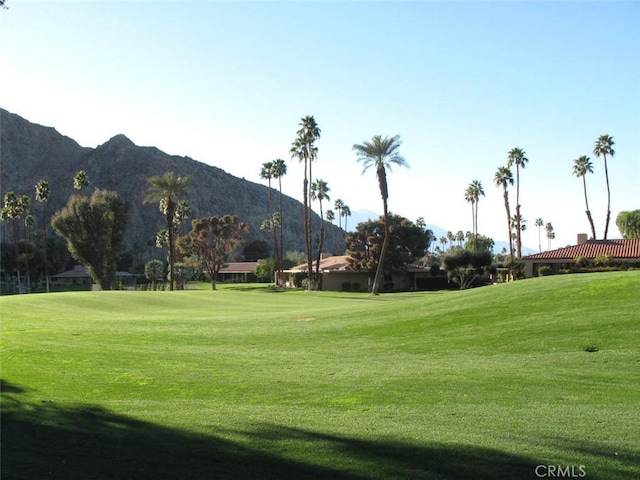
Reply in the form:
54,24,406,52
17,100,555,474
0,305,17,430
0,108,345,260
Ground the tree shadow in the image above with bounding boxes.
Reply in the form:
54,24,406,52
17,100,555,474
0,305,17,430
221,284,290,293
2,380,633,480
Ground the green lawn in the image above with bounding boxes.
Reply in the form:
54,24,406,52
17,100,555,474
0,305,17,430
2,272,639,479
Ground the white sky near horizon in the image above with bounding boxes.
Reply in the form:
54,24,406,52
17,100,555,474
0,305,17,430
1,0,638,251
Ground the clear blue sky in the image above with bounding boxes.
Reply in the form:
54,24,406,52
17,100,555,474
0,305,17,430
1,0,638,250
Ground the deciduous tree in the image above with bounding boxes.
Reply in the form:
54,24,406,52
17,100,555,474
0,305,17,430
180,215,249,290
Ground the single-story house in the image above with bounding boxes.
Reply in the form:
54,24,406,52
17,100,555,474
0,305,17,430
217,262,260,283
281,254,433,292
522,236,640,277
50,265,138,287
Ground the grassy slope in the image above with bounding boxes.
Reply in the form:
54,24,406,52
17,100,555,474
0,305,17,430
1,272,639,479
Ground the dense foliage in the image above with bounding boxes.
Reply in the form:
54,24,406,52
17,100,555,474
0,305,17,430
616,210,640,239
443,247,493,289
179,215,250,289
51,189,130,290
346,214,430,274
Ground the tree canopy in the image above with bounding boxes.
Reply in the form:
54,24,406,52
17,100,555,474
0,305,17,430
443,247,493,290
345,214,430,275
51,189,130,290
616,210,640,239
179,215,249,289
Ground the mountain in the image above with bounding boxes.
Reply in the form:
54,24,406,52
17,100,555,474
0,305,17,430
0,108,345,262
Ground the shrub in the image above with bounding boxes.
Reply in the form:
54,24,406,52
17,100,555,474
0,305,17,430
341,281,352,292
594,253,612,267
537,266,553,277
574,256,589,268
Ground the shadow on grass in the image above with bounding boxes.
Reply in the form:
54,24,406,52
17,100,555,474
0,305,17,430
221,284,291,293
2,379,632,480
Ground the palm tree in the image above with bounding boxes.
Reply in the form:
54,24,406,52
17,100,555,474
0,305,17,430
353,134,408,294
342,204,351,232
507,147,528,257
545,222,555,250
593,135,615,239
439,236,447,253
1,192,30,291
73,170,89,190
465,180,485,252
144,172,191,291
35,179,50,292
572,155,596,240
290,116,321,290
494,166,515,260
271,158,287,276
326,209,336,254
456,230,465,247
446,231,454,251
259,161,278,259
311,179,330,277
534,218,544,253
334,199,345,230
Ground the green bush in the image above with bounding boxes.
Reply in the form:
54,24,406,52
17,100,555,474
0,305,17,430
537,266,553,277
574,256,589,268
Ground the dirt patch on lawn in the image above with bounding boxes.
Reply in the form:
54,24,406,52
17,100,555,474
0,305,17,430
294,317,316,322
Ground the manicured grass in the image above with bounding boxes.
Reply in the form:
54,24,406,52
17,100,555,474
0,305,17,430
2,272,639,479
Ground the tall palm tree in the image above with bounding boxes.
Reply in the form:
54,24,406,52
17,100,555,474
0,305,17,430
35,179,50,292
353,134,408,294
593,134,615,239
271,158,287,275
572,155,596,240
259,161,278,259
342,204,351,232
456,230,465,247
334,199,345,230
507,147,528,257
534,218,544,253
326,209,336,253
144,172,191,291
465,180,485,252
545,222,555,250
290,116,321,290
439,236,447,253
310,179,330,277
446,231,454,251
494,166,515,260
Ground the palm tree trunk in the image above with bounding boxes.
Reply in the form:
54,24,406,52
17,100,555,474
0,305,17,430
503,189,514,261
315,200,324,281
307,156,315,289
372,231,388,295
42,203,50,293
603,155,611,240
515,166,522,258
303,161,312,291
582,177,597,239
167,202,176,291
278,177,284,277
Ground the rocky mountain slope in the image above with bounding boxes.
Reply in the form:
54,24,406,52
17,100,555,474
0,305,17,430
0,108,345,261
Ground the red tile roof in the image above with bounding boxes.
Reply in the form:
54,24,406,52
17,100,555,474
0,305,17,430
218,262,259,274
290,255,352,272
523,239,640,261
